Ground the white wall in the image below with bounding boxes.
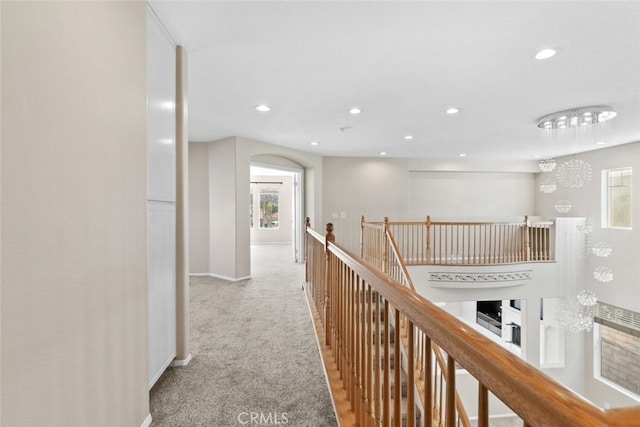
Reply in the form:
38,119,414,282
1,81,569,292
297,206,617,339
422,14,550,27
188,137,323,278
535,141,640,409
1,3,149,426
408,171,536,219
323,157,538,253
189,142,210,274
209,138,243,279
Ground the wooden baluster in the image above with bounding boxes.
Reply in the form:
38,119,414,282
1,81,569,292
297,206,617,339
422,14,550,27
394,308,402,427
424,337,433,427
325,223,335,346
366,285,373,426
360,215,365,258
349,271,356,409
523,215,530,262
438,366,443,425
446,354,456,427
426,216,432,264
383,217,390,274
408,321,416,427
383,300,391,426
478,383,489,427
374,292,381,425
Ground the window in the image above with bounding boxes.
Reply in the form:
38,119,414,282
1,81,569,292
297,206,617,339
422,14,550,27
602,167,632,229
597,324,640,397
595,303,640,399
259,193,279,229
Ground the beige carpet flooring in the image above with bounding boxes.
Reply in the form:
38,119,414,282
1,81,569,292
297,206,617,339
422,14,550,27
149,245,337,426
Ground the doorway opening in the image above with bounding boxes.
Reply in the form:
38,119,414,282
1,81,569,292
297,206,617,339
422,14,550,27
250,163,304,264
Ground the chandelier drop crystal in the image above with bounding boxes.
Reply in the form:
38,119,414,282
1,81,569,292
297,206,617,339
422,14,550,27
539,179,557,194
538,158,557,173
556,290,598,333
554,199,572,214
556,159,593,188
537,106,617,130
592,242,613,257
593,266,614,283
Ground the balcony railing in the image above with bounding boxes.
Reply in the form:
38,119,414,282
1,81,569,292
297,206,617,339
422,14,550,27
305,220,640,427
363,216,554,266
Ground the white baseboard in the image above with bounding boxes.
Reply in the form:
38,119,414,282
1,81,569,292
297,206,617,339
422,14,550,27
141,414,152,427
189,273,251,282
170,353,192,367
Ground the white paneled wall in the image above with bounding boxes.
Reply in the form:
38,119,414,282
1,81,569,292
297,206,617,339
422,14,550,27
147,8,177,388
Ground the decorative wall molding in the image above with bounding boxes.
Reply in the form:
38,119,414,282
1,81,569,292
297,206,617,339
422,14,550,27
429,270,532,283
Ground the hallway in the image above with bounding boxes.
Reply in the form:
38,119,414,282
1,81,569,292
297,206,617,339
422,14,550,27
149,245,337,426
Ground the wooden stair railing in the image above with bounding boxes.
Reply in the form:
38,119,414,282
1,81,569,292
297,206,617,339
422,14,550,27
305,220,640,427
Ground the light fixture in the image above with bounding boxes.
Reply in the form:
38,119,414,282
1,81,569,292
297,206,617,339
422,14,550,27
537,106,616,130
538,158,557,172
535,48,556,60
595,141,607,146
349,107,361,115
592,242,612,257
446,107,459,115
255,104,271,112
554,199,572,214
593,266,614,283
539,179,557,194
310,141,319,146
555,289,597,333
556,159,592,188
458,153,467,157
379,151,387,156
404,135,414,140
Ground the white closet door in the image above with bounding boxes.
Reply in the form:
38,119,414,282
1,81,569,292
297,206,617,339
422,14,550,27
148,201,176,387
147,7,177,389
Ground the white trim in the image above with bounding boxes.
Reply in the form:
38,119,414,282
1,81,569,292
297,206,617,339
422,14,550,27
170,353,193,367
140,414,152,427
189,273,252,282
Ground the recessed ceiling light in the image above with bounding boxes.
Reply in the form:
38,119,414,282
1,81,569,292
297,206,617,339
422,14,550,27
446,107,459,115
379,151,387,156
255,104,271,112
404,135,414,140
534,154,542,159
349,107,361,115
458,153,467,157
535,48,557,60
595,141,607,145
310,141,319,146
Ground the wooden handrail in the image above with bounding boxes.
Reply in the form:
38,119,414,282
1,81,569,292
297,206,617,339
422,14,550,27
306,223,640,427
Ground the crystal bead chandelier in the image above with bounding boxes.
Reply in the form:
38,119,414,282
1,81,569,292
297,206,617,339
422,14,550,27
554,199,572,214
593,266,614,283
537,106,617,130
556,159,593,188
592,242,613,257
556,290,598,333
539,179,557,194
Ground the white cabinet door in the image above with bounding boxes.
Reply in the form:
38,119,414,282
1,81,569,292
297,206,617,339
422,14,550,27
147,9,176,203
148,201,176,388
147,8,177,389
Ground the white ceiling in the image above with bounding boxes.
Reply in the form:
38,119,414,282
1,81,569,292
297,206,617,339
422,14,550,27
150,1,640,160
